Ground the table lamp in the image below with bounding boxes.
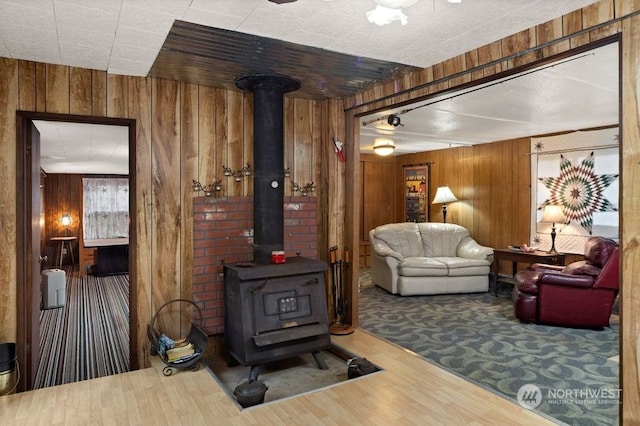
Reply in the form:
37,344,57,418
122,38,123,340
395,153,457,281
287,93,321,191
432,186,457,223
539,205,566,254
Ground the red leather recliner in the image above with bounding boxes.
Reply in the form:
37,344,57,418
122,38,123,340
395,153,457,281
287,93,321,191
512,236,619,328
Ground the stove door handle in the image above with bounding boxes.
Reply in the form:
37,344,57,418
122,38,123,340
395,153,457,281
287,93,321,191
302,278,319,286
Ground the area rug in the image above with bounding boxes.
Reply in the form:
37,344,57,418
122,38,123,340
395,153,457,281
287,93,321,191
358,280,619,426
203,347,380,407
35,268,130,389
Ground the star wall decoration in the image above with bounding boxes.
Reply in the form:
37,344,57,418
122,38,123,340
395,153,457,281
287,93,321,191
538,152,618,234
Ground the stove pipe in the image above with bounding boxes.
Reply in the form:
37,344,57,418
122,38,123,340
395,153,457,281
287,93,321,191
235,74,301,264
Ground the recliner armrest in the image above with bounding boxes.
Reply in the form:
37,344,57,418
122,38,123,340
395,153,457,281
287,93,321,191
539,272,595,289
530,263,564,272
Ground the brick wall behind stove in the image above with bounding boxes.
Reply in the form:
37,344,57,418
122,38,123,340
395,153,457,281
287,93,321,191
192,196,319,334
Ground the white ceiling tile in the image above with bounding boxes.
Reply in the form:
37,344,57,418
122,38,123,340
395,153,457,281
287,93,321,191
107,57,151,77
54,2,118,49
8,40,61,64
0,38,9,57
188,0,261,17
55,0,121,14
117,4,176,35
181,9,246,31
121,0,191,17
59,42,109,70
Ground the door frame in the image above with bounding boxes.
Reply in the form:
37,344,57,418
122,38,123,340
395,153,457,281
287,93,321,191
16,111,138,391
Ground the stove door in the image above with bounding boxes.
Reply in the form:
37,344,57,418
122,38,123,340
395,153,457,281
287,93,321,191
251,272,326,334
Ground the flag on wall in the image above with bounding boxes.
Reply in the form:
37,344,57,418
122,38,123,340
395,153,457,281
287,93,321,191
531,128,619,254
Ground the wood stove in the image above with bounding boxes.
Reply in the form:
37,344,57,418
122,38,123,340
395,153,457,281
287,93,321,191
223,257,330,368
223,74,331,373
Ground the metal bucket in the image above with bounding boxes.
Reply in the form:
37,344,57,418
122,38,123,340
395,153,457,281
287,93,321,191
0,342,18,396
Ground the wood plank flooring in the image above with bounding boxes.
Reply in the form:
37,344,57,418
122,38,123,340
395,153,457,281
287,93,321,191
0,330,556,425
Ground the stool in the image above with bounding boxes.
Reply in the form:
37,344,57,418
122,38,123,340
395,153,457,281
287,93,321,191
51,236,77,268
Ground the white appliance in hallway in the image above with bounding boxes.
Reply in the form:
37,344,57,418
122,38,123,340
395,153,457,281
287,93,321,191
41,269,66,309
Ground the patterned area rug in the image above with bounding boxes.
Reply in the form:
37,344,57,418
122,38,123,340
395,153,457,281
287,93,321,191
358,269,619,426
35,268,130,388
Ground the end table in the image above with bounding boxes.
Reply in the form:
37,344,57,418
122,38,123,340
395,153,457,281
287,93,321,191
491,249,565,295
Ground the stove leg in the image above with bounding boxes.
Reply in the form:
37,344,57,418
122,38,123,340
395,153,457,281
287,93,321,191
312,351,328,370
248,365,261,382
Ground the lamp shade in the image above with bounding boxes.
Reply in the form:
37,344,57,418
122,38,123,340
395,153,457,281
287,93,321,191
373,138,396,156
432,186,458,204
540,205,566,223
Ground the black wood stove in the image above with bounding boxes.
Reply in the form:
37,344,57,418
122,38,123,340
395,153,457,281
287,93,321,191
223,257,330,372
223,74,331,378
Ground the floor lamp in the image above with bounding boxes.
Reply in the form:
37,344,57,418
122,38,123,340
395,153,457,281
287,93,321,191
539,205,566,254
432,186,458,223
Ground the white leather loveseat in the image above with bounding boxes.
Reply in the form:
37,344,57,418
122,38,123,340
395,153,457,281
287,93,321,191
369,222,494,296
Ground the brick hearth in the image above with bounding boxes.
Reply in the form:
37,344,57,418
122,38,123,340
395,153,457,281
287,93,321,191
192,196,319,334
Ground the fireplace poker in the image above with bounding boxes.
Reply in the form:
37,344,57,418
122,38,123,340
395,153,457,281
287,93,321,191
329,246,354,335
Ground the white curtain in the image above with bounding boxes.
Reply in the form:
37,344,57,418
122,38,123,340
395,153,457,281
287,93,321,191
83,177,129,239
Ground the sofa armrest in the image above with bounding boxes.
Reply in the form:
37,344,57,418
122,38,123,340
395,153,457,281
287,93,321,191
457,237,494,262
371,241,404,262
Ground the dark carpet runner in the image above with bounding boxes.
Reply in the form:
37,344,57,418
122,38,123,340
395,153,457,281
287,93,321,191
34,268,130,388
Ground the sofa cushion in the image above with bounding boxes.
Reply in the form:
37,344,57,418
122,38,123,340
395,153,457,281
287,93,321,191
398,257,448,277
434,257,491,276
372,223,424,257
418,223,470,257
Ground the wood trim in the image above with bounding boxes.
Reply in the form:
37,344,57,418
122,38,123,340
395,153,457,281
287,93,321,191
15,111,138,384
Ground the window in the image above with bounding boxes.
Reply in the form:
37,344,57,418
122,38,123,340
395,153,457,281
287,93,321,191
82,177,129,239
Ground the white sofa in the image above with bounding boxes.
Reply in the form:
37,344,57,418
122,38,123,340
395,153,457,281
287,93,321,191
369,222,494,296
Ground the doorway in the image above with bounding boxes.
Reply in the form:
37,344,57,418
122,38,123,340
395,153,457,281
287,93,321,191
16,111,137,391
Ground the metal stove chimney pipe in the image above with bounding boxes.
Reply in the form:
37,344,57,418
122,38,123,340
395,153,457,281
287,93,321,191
235,74,301,264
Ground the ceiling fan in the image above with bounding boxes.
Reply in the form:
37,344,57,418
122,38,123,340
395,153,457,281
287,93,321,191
269,0,297,3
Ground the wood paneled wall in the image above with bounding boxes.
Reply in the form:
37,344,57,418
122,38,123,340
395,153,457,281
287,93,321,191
394,138,531,250
342,1,640,422
360,153,396,241
42,174,83,263
0,61,344,371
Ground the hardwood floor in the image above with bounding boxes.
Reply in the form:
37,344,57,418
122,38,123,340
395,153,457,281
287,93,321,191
0,330,555,425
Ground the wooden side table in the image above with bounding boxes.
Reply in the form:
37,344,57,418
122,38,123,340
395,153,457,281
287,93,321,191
491,249,565,295
51,236,77,268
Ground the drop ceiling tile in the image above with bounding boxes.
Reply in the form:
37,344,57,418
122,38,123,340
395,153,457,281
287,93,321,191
121,0,192,16
55,0,121,14
59,42,109,70
8,40,61,64
181,9,246,31
107,57,150,76
54,2,118,50
188,0,261,17
0,39,9,57
0,3,57,40
118,4,176,35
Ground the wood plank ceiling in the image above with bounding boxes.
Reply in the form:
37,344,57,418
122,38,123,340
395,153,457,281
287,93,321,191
149,20,422,100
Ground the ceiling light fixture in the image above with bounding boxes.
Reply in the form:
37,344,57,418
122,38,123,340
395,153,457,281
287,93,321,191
366,0,419,26
373,137,396,156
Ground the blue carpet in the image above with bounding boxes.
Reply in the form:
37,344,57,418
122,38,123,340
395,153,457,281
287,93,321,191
358,274,619,426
